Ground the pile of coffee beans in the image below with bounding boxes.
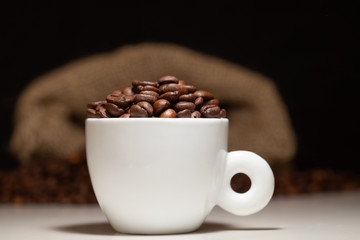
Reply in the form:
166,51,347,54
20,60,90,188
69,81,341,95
87,75,226,118
0,152,97,204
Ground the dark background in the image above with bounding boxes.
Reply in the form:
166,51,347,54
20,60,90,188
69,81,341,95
1,2,359,172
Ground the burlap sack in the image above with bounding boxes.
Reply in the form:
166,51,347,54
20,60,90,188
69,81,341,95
10,42,297,164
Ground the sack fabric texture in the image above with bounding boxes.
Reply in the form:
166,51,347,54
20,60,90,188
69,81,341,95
10,42,297,164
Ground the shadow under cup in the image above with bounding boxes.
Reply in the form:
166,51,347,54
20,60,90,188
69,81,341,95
85,118,274,234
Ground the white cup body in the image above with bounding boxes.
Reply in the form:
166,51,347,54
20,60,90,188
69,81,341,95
86,118,228,234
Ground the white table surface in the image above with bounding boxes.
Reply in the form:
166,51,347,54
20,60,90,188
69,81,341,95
1,191,359,240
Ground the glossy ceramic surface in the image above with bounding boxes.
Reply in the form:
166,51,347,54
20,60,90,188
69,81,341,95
86,118,274,234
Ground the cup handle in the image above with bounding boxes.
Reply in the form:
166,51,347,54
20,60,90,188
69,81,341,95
217,151,274,216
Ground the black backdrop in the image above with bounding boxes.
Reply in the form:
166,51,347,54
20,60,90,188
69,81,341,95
1,2,359,172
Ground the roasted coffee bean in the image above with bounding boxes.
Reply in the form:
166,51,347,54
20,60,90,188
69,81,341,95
220,109,227,118
87,100,106,109
87,108,99,118
183,85,197,93
106,94,134,109
136,85,161,93
110,90,123,96
158,91,179,102
132,80,159,88
120,113,130,118
140,90,159,98
178,80,186,85
104,91,123,104
193,90,214,100
134,94,157,104
204,98,219,106
159,83,187,94
175,101,196,112
160,108,177,118
106,94,121,104
153,99,170,115
97,104,111,118
158,75,179,85
194,97,204,108
179,93,195,102
176,109,192,118
200,105,221,118
105,103,125,117
104,90,123,100
130,104,148,117
121,95,135,108
122,87,135,96
191,111,201,118
136,101,153,116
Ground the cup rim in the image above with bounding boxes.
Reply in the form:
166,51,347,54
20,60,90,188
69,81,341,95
86,118,228,123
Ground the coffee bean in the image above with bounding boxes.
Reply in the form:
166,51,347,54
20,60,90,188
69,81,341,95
130,104,148,117
105,103,125,117
136,85,161,93
200,105,221,118
220,109,227,118
159,84,188,95
106,94,134,109
86,108,99,118
153,99,170,115
160,108,176,118
175,101,196,112
158,75,179,85
122,95,135,108
191,111,201,118
106,94,121,104
120,113,130,118
140,90,159,98
176,109,192,118
132,80,159,88
136,101,153,116
97,104,111,118
179,93,195,102
111,90,123,95
194,97,204,109
122,87,135,96
134,94,157,104
158,91,179,102
204,98,219,106
104,91,123,105
87,100,106,109
159,83,182,92
178,80,187,85
194,90,214,100
183,85,197,93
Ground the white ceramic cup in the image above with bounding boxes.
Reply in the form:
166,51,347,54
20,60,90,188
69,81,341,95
86,118,274,234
